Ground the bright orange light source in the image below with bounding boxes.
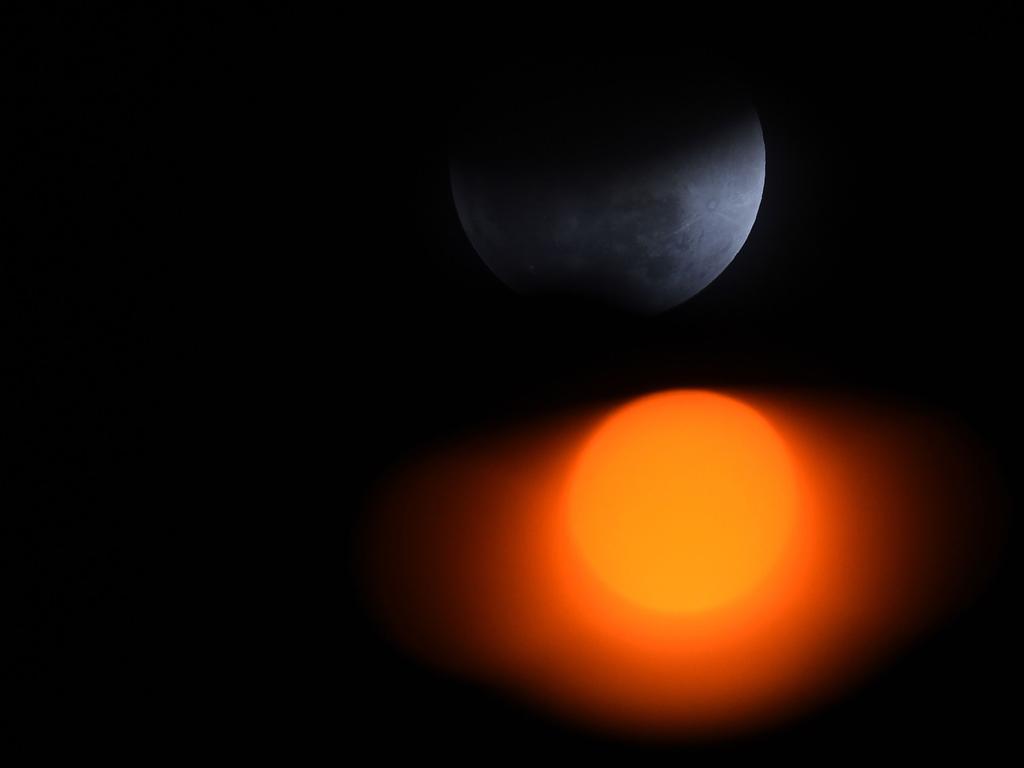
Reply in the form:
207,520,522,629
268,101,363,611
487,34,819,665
566,391,798,615
361,390,1001,737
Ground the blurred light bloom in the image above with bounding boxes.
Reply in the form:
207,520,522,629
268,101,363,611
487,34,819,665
361,390,1001,736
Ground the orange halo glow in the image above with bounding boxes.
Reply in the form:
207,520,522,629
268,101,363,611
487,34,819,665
360,390,1000,736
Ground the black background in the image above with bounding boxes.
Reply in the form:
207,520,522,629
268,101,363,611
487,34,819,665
3,3,1020,757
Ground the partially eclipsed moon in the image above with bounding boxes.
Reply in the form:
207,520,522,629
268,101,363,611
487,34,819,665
450,61,765,314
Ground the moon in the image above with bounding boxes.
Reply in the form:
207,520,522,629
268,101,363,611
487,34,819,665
449,59,765,314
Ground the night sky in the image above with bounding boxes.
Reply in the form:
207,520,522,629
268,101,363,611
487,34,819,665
4,4,1020,757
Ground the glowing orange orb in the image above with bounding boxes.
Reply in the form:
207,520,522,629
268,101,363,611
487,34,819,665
566,391,799,614
364,390,998,735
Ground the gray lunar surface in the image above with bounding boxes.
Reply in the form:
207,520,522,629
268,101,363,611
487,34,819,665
450,94,765,314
